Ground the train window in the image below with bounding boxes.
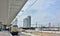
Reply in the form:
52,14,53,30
13,25,18,27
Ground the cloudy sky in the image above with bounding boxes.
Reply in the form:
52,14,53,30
17,0,60,27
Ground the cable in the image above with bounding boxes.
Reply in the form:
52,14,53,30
18,0,38,18
25,0,38,11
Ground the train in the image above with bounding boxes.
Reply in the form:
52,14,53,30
9,25,19,35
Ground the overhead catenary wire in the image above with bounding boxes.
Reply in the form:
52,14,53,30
24,0,38,11
19,0,38,16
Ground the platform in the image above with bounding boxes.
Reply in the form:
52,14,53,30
0,31,12,36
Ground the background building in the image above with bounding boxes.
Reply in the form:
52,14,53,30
23,16,31,28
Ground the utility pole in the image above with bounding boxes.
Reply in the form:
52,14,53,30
36,22,37,28
48,22,51,31
58,24,60,31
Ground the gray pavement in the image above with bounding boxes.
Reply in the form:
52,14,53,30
0,31,26,36
0,31,12,36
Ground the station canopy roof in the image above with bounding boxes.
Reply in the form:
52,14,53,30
0,0,27,25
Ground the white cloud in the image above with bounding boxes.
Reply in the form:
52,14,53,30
30,0,57,10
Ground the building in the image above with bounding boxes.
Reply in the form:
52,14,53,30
23,16,31,28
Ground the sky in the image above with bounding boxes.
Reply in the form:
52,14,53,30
17,0,60,27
